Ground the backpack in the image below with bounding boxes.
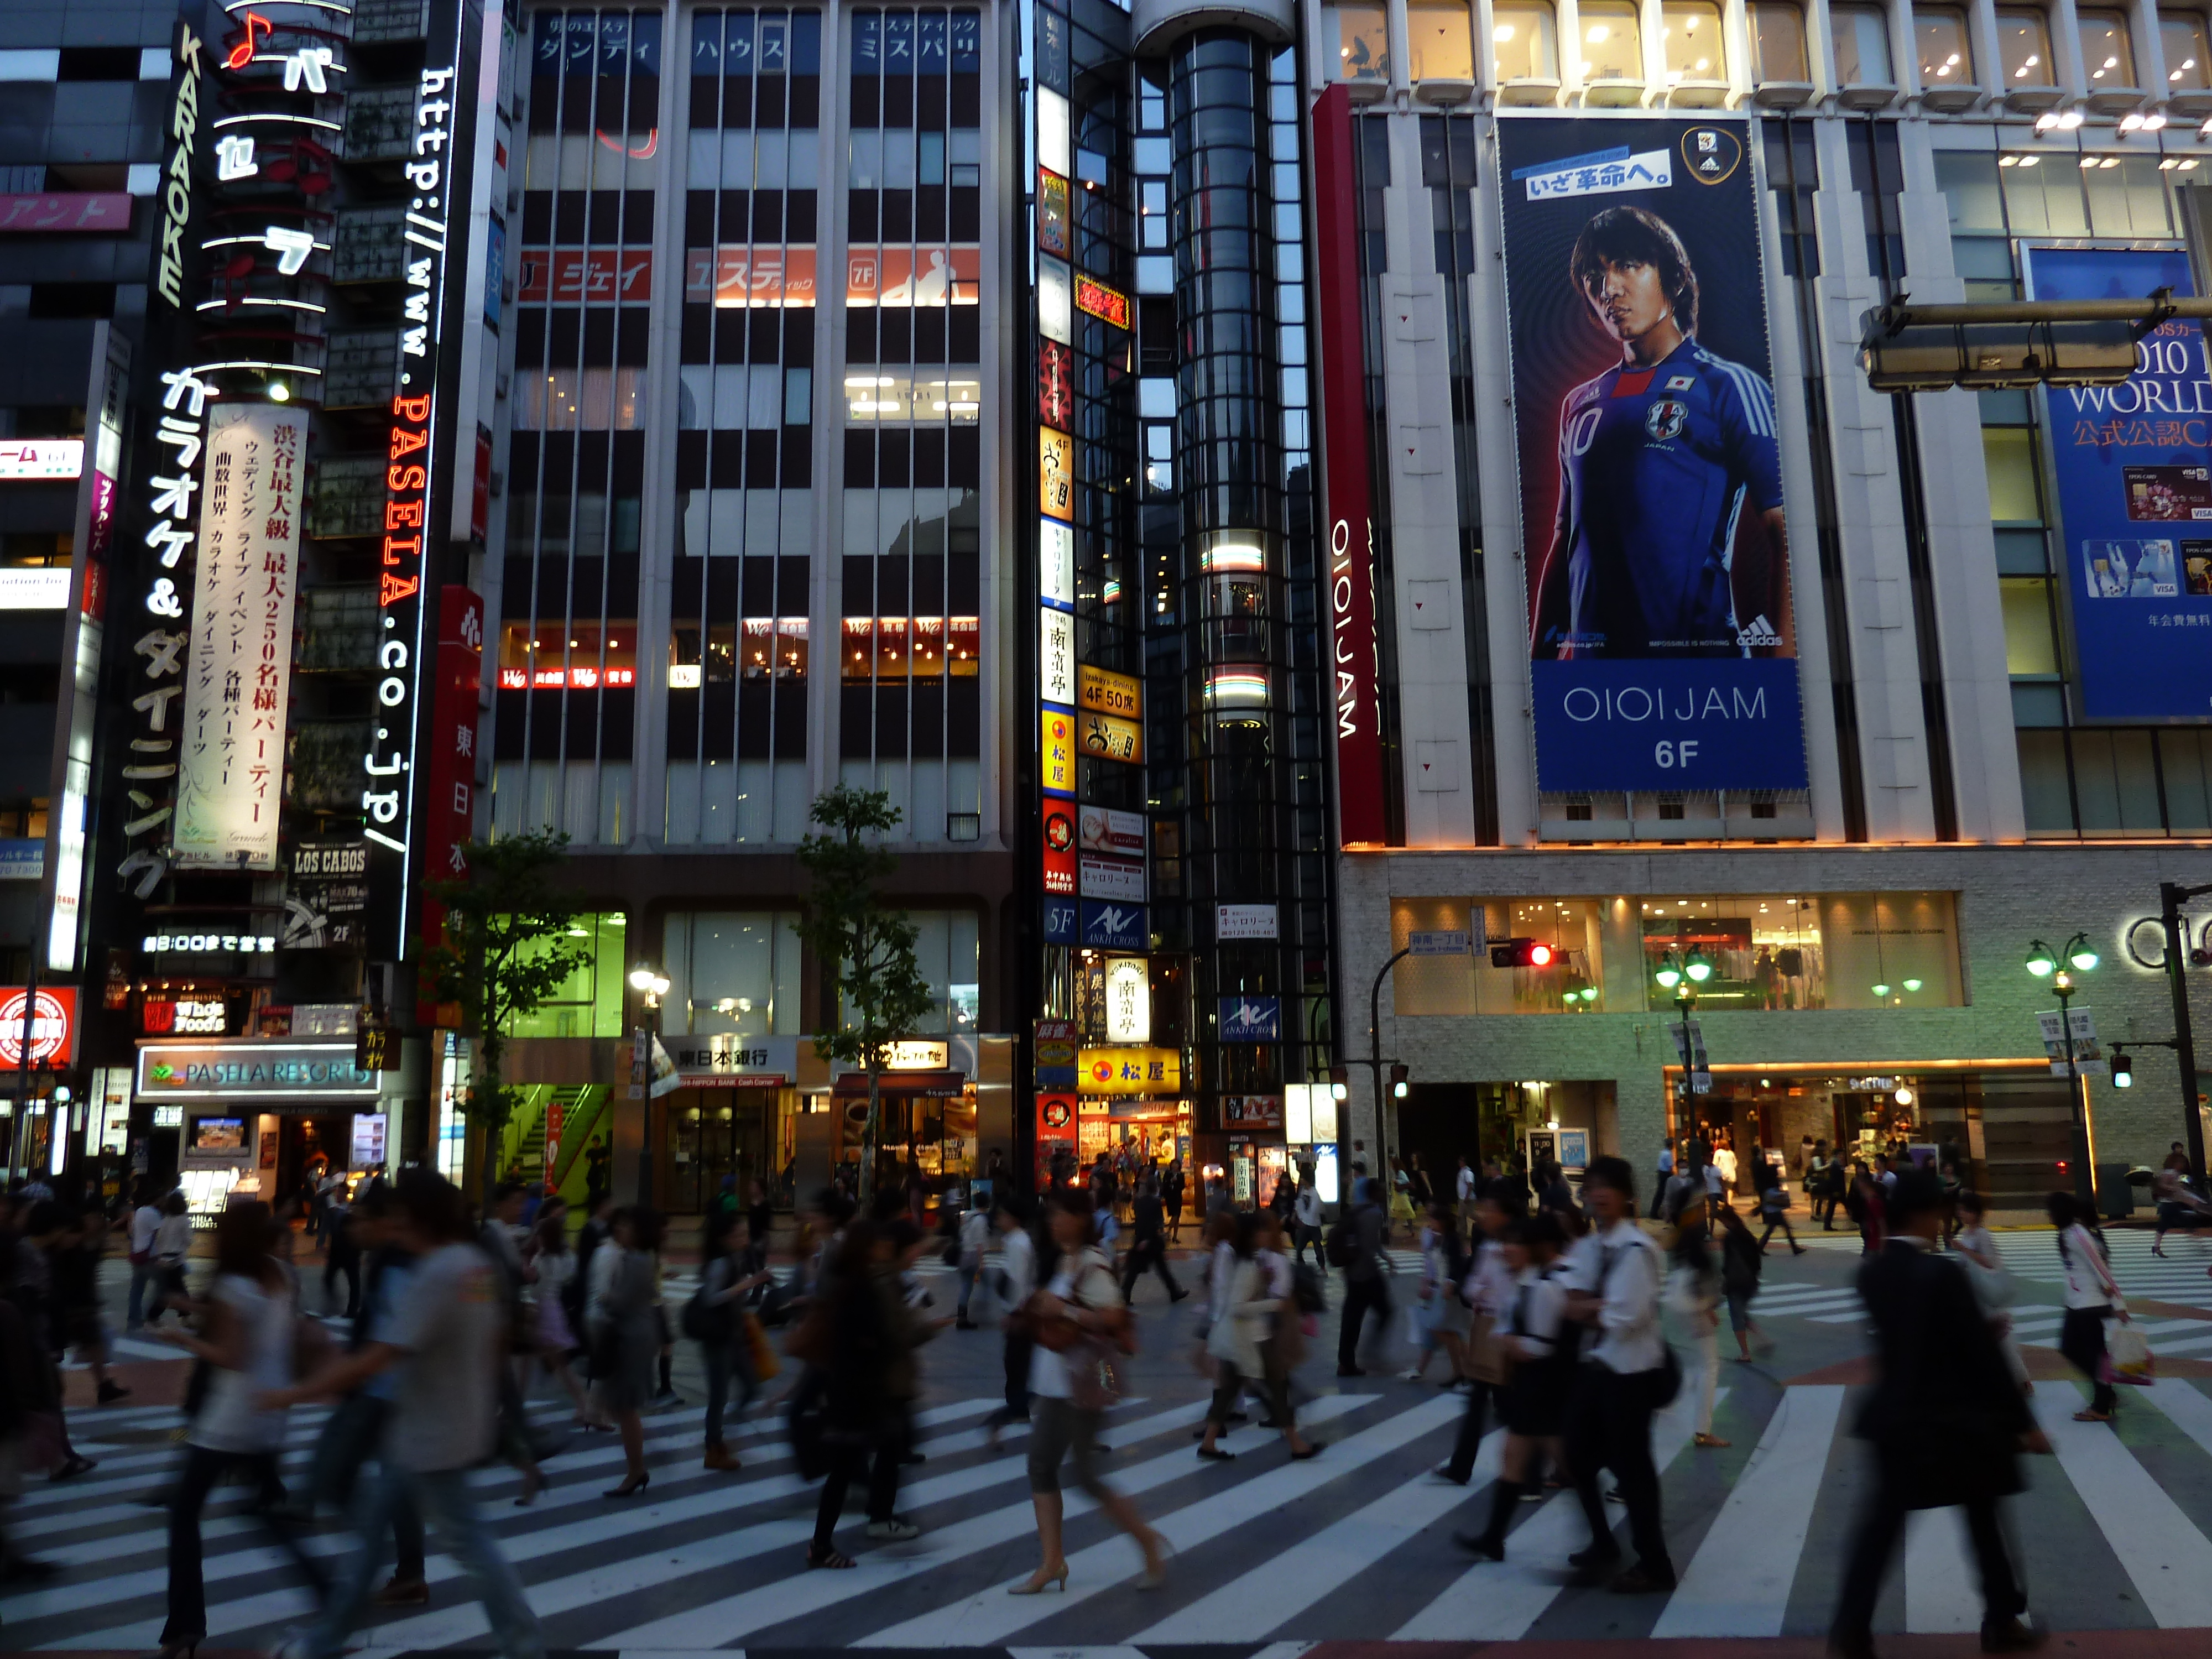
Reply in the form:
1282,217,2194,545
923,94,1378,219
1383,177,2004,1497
1324,1216,1355,1269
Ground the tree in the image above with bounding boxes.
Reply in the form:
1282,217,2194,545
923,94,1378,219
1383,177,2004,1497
795,786,936,1203
422,828,593,1193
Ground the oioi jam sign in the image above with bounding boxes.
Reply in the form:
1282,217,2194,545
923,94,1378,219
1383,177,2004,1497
1500,119,1808,792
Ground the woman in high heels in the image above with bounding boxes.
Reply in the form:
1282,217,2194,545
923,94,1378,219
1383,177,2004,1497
1011,1190,1167,1594
587,1206,663,1497
155,1202,325,1659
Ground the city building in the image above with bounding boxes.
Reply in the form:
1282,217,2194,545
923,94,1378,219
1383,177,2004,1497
1312,0,2212,1208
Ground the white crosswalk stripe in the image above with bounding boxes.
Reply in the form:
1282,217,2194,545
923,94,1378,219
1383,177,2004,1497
33,1353,2212,1649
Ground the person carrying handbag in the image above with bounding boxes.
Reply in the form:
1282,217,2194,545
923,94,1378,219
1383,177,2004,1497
1009,1190,1166,1595
1198,1213,1318,1461
2052,1192,2128,1423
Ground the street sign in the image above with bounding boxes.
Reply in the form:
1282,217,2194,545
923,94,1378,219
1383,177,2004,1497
1407,930,1470,956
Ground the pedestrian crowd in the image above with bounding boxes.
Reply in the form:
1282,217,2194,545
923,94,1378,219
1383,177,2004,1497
0,1132,2159,1659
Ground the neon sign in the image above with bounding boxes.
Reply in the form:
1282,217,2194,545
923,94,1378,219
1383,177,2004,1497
155,26,206,307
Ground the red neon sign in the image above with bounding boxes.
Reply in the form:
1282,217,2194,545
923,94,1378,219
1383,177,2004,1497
226,12,272,69
382,393,428,608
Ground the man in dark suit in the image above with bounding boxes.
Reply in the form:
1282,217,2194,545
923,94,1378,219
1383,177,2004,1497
1830,1169,2047,1659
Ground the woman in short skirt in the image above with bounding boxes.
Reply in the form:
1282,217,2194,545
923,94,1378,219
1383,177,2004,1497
524,1209,601,1427
1455,1210,1571,1560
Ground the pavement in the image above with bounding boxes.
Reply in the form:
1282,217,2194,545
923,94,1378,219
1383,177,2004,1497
16,1225,2212,1653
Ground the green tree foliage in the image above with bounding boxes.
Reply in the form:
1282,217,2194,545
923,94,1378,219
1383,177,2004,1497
794,786,935,1199
424,829,593,1183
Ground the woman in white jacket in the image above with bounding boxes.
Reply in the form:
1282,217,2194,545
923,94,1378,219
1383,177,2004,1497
1196,1214,1318,1460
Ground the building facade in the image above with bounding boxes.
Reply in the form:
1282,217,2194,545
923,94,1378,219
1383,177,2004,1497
3,0,2210,1217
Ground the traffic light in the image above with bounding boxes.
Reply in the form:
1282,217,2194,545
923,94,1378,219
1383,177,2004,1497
1390,1063,1409,1099
1490,938,1556,968
2111,1048,2133,1088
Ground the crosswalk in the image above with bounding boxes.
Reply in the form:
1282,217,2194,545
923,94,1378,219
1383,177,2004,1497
20,1355,2212,1650
1745,1230,2212,1360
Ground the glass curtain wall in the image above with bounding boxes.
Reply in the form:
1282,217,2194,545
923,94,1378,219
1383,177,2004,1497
498,9,663,844
666,6,823,844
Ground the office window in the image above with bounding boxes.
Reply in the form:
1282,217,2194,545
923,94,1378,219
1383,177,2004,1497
2162,10,2211,85
1916,7,1974,84
1830,3,1894,82
1750,2,1809,79
1493,0,1560,78
1995,7,2053,83
664,911,803,1036
2000,577,2060,677
1333,2,1391,79
2078,8,2136,82
1408,0,1475,78
1661,0,1727,80
505,912,630,1037
1578,0,1645,78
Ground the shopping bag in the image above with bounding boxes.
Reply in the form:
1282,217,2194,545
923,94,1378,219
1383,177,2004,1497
2105,1323,2156,1386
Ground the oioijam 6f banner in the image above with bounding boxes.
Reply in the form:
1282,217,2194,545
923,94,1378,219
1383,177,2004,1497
2023,246,2212,722
1499,119,1807,793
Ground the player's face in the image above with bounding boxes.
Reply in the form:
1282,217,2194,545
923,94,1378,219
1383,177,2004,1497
1582,256,1673,344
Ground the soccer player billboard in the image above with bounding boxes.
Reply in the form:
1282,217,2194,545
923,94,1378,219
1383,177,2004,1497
1500,119,1808,793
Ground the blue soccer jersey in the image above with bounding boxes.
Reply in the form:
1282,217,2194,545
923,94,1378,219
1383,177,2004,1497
1540,336,1784,657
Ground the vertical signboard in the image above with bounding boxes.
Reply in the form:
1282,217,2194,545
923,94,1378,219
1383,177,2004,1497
2023,247,2212,721
420,585,484,984
173,405,307,868
1310,85,1389,845
1500,120,1807,792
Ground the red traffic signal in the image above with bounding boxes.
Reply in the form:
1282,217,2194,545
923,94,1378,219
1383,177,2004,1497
1490,938,1556,969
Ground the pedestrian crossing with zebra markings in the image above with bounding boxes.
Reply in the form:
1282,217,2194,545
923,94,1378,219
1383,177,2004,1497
22,1356,2212,1650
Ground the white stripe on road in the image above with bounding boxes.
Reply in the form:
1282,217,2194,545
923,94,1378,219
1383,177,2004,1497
593,1396,1366,1652
1391,1387,1722,1641
1651,1384,1846,1636
2032,1385,2212,1627
851,1392,1464,1652
1127,1428,1504,1642
1905,1509,1982,1632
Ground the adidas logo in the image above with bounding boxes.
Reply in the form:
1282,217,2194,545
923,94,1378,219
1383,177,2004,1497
1736,614,1782,646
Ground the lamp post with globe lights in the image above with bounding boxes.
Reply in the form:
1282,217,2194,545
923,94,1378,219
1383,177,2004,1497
2027,933,2100,1209
1654,948,1715,1145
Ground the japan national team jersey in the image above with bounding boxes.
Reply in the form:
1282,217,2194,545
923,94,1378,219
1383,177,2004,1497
1543,336,1783,656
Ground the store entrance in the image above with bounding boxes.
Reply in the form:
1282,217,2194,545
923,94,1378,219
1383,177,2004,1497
272,1115,351,1213
665,1089,779,1215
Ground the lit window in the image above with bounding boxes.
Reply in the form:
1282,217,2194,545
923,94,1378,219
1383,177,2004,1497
1914,7,1973,82
1408,0,1475,78
2077,8,2136,81
1661,0,1726,81
1492,0,1559,78
1332,2,1390,79
1579,0,1643,78
1995,7,2053,82
2160,10,2210,85
1749,2,1809,79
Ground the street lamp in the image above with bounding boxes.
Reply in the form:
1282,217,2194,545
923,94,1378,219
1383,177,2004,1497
2030,934,2097,1209
1654,948,1714,1142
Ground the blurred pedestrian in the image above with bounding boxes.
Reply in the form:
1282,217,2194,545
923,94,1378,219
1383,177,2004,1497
587,1205,662,1496
264,1170,544,1659
695,1208,770,1470
954,1197,992,1329
1717,1202,1770,1363
1953,1188,2030,1394
154,1203,326,1659
1010,1190,1166,1593
127,1183,165,1329
984,1195,1037,1447
523,1209,598,1428
1829,1170,2046,1659
2053,1191,2126,1423
1119,1176,1186,1305
1457,1211,1569,1558
1334,1177,1393,1378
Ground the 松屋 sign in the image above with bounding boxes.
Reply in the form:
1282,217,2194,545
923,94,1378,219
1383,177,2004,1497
173,404,306,869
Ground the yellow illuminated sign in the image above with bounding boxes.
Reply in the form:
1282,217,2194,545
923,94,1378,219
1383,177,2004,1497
1040,427,1073,521
1078,663,1141,720
1081,708,1142,763
1078,1046,1182,1095
1042,709,1076,794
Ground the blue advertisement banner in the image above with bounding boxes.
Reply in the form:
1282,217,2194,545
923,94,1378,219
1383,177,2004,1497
1500,118,1809,792
2025,247,2212,722
1219,995,1281,1042
1080,899,1145,950
1043,898,1078,943
1530,658,1808,791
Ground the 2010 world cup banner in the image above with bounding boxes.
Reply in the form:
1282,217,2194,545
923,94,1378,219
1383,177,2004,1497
1500,118,1809,794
